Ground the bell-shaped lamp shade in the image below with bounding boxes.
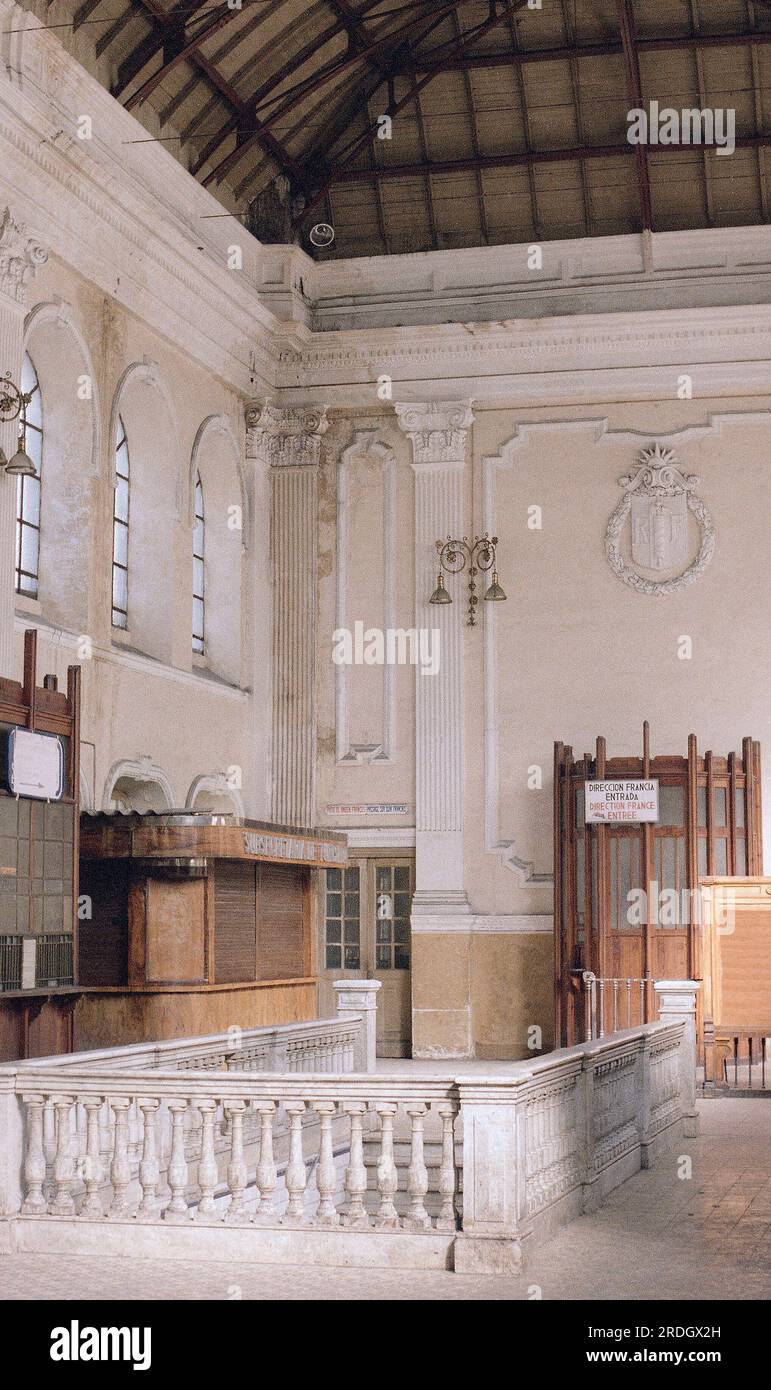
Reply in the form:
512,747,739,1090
5,438,36,477
429,572,452,605
484,570,507,602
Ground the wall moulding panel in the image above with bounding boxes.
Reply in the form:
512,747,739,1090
335,432,396,765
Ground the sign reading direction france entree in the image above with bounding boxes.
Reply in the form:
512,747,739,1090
4,728,65,801
585,779,659,824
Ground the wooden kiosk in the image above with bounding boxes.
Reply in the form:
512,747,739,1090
0,630,81,1061
76,812,347,1049
554,724,762,1047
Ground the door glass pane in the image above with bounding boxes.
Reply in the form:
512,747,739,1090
376,945,391,969
394,867,410,891
376,866,390,893
325,867,359,970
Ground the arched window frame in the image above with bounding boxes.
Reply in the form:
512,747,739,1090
15,351,43,597
112,416,130,629
192,470,205,654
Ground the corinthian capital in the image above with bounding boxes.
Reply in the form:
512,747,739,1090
0,209,47,306
246,399,329,466
395,400,474,465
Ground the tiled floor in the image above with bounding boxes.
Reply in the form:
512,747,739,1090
1,1099,768,1301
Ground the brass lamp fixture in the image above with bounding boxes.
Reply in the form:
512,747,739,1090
0,370,36,477
429,534,507,626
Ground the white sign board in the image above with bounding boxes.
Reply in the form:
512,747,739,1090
324,802,410,816
5,728,64,800
585,779,658,824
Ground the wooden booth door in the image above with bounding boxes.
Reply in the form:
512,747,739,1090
318,856,414,1057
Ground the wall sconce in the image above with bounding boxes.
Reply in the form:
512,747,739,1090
0,371,36,476
429,534,507,626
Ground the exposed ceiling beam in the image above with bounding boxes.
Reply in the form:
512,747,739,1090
199,0,520,187
398,28,771,73
116,3,241,108
616,0,653,231
295,0,534,226
325,135,771,182
112,0,302,179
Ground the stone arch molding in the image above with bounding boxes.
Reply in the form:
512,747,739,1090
24,297,101,475
189,413,250,549
186,773,245,816
108,357,183,514
605,442,715,596
102,757,175,812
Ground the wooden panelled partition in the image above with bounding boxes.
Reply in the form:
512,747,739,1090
554,725,762,1048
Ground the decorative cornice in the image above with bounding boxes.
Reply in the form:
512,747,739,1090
395,399,474,464
0,206,47,305
246,399,330,467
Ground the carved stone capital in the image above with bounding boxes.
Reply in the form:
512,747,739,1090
0,208,47,305
246,398,329,466
395,400,474,465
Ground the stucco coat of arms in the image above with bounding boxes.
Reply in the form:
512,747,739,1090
605,443,715,595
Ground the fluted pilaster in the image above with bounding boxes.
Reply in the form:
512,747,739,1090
247,401,329,828
395,401,473,904
0,209,47,675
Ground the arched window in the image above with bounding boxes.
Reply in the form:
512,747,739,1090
112,417,130,629
192,471,205,654
15,352,43,597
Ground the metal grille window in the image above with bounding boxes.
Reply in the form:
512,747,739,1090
15,351,43,597
325,865,360,970
376,865,411,970
35,933,73,987
0,935,22,992
112,417,130,628
192,471,205,654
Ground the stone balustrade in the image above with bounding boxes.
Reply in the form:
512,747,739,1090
0,984,700,1272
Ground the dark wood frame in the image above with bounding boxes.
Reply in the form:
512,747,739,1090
554,723,762,1048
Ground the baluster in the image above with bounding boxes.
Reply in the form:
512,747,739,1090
164,1100,190,1222
313,1101,339,1225
194,1099,218,1219
137,1098,161,1220
625,978,632,1028
254,1101,277,1221
283,1101,308,1222
50,1095,76,1216
612,978,619,1032
639,977,646,1024
434,1101,458,1232
598,979,606,1038
404,1102,430,1230
341,1101,369,1228
21,1093,47,1214
80,1096,104,1217
374,1102,400,1230
42,1098,56,1203
108,1096,132,1218
224,1101,248,1222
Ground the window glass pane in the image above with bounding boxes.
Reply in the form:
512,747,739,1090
394,919,409,943
376,920,391,943
345,867,359,889
376,867,390,892
325,919,341,943
114,478,129,522
713,838,728,876
697,787,707,826
658,785,684,827
344,920,359,944
325,945,342,970
697,836,707,876
344,893,359,916
22,477,40,527
112,565,127,611
20,525,38,577
192,596,204,636
734,788,745,829
327,869,342,891
326,893,342,917
193,557,204,595
113,522,128,567
344,945,360,969
394,947,410,970
714,788,727,828
394,867,410,891
393,892,410,917
21,353,37,397
24,428,42,474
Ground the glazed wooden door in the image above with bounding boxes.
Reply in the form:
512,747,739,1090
318,855,414,1056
